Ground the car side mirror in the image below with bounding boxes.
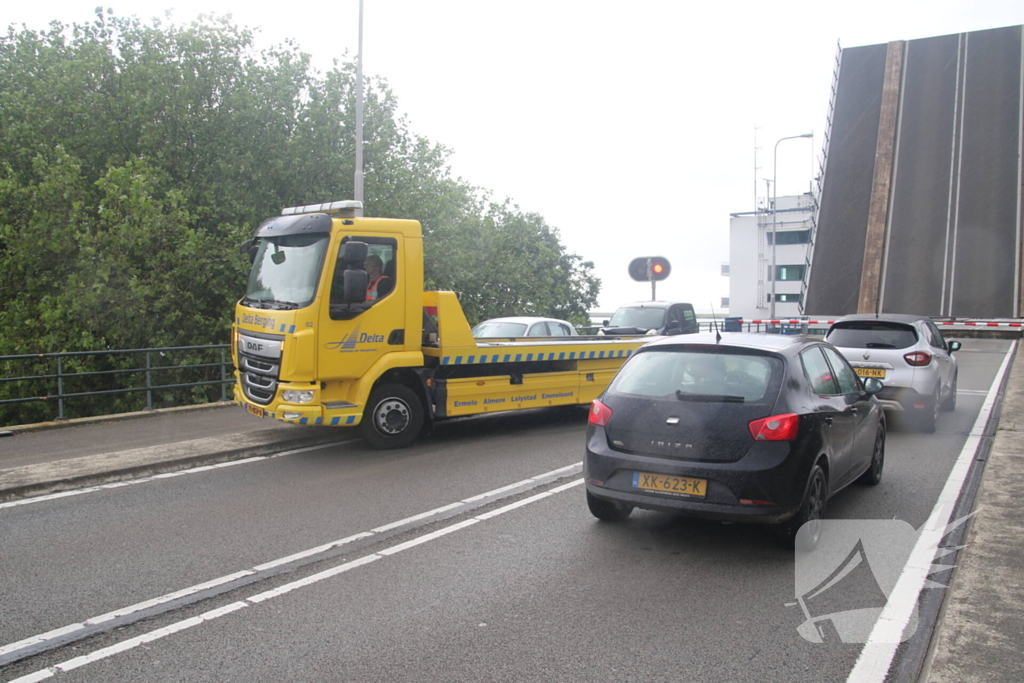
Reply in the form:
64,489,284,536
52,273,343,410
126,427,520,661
948,341,961,352
862,377,884,394
603,320,610,326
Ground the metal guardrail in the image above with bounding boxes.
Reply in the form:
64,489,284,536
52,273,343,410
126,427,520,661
0,344,232,422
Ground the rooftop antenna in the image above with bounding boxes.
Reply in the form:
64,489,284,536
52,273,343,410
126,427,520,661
710,302,722,344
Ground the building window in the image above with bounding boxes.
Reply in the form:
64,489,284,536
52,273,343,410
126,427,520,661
767,293,802,303
721,263,730,276
769,264,805,281
767,229,811,245
721,297,730,307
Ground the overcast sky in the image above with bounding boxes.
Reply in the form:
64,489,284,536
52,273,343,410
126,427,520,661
6,1,1024,311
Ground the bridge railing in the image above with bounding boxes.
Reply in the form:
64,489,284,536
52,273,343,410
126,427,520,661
1,345,232,425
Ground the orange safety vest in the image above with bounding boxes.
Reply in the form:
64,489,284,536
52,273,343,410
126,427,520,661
366,275,389,301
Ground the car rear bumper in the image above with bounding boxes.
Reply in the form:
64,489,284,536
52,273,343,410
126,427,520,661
583,427,813,524
876,386,932,413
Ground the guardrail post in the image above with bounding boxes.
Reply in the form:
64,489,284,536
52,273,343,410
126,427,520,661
220,347,227,402
146,351,153,411
57,355,65,420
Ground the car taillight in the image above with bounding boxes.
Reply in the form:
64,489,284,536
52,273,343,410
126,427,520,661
589,399,613,426
904,351,932,367
748,413,799,441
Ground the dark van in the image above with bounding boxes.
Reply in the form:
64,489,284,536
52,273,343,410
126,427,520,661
598,301,699,336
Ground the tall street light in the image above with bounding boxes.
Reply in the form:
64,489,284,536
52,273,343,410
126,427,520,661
770,133,813,320
354,0,365,215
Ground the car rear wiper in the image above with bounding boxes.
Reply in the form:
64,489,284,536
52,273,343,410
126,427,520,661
675,390,745,403
864,342,896,348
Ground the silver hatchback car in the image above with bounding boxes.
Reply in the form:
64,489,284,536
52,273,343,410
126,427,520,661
824,314,960,432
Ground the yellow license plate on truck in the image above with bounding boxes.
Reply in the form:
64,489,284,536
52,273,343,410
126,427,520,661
245,403,265,418
854,367,886,378
633,472,707,497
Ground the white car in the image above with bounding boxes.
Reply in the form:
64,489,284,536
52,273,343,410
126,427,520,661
824,314,960,432
471,316,579,338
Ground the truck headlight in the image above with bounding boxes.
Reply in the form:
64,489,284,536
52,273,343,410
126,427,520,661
283,390,315,404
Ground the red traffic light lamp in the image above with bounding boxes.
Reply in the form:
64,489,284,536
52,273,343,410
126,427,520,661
628,257,671,282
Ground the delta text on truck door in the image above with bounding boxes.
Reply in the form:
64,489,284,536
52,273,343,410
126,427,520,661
232,200,650,449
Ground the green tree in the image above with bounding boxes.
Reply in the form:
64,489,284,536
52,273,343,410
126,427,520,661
0,9,601,423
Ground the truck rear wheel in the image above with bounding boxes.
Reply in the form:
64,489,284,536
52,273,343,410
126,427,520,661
360,383,424,449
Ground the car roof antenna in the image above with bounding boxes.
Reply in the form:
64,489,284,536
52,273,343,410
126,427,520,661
710,303,722,344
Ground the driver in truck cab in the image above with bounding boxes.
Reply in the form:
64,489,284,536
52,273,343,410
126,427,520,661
364,254,393,301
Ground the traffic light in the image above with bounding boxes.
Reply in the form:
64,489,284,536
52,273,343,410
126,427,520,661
628,257,672,282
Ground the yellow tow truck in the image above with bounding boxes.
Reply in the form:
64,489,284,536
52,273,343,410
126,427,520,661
232,200,649,448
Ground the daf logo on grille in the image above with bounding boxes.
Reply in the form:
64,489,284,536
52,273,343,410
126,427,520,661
650,440,693,449
246,341,264,352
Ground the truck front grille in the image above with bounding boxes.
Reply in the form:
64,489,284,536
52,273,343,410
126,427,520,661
237,331,284,405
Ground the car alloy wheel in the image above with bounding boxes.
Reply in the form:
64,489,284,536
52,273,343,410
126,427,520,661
778,464,827,550
858,425,885,486
941,372,958,412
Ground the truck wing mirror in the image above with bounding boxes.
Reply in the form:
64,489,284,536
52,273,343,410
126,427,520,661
339,240,369,265
342,269,369,304
240,238,258,264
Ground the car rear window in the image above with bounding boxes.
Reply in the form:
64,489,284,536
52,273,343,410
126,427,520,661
826,321,918,349
608,349,782,403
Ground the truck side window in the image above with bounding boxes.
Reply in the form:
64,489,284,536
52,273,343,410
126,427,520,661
329,237,397,321
331,237,397,307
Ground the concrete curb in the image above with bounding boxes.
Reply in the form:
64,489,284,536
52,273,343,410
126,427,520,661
922,344,1024,682
0,428,354,504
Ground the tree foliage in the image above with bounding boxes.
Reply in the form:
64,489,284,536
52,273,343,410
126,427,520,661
0,10,600,421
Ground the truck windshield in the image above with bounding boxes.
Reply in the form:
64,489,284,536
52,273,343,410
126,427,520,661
244,234,329,309
608,307,666,329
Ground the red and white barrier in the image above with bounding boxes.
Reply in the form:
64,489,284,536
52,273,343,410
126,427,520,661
728,319,1024,327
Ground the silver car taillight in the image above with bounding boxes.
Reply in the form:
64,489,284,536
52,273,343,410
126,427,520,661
904,351,932,367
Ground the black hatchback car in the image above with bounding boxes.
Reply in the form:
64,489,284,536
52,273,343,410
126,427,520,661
584,332,886,546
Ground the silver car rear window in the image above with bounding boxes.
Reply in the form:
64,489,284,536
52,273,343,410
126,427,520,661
826,322,918,349
609,349,781,402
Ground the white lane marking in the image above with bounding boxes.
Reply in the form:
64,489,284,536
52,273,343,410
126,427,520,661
377,518,482,556
846,340,1016,681
0,571,254,658
247,555,383,604
11,476,585,683
251,532,374,572
0,440,358,511
53,602,247,674
0,462,583,664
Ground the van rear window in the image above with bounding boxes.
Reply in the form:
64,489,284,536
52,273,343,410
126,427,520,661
826,322,918,349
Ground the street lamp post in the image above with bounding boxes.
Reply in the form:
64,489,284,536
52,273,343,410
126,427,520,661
770,133,813,320
354,0,365,215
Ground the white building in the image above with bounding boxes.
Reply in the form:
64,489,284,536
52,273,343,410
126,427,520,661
727,193,816,320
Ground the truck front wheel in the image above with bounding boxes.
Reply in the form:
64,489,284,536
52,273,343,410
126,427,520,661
360,383,424,449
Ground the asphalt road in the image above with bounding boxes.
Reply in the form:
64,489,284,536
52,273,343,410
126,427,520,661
0,339,1012,683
